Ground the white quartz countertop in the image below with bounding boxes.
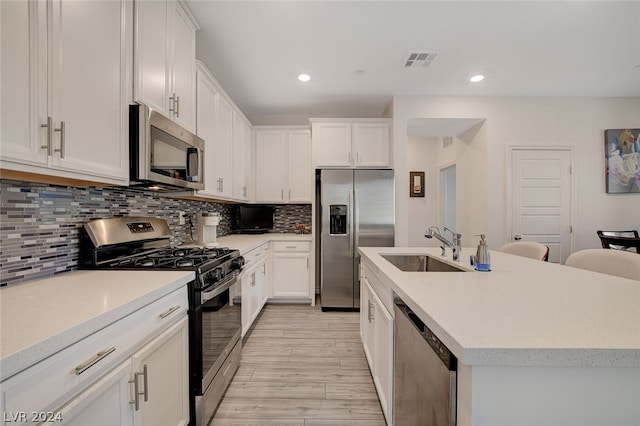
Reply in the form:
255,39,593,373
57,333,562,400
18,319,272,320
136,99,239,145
359,246,640,368
0,270,193,380
218,233,312,254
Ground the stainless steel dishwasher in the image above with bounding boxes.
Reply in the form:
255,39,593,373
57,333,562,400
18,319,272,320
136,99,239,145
393,295,457,426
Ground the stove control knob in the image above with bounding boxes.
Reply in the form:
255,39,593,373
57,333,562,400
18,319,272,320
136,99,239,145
231,256,245,271
213,267,224,281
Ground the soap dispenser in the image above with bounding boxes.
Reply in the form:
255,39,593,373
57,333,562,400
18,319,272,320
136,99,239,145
475,234,491,271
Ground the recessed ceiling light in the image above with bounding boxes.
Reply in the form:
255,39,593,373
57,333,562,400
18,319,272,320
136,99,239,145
470,75,485,83
298,74,311,82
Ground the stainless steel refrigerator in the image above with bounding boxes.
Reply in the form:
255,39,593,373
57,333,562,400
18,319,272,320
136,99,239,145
318,169,394,310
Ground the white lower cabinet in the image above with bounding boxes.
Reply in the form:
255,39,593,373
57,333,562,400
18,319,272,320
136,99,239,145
55,317,189,426
53,360,133,426
360,266,393,425
270,241,312,303
240,244,269,336
0,287,189,426
131,317,190,426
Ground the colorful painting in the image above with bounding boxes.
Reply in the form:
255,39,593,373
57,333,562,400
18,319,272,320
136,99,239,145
605,128,640,193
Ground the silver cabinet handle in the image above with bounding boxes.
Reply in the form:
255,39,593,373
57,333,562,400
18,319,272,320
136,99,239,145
75,347,116,375
281,188,284,200
129,364,148,411
285,245,297,249
54,121,65,158
514,235,522,241
41,116,53,154
159,305,180,319
169,93,176,115
175,96,180,117
288,189,291,200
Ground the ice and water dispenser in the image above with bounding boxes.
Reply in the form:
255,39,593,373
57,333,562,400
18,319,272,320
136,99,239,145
329,205,348,235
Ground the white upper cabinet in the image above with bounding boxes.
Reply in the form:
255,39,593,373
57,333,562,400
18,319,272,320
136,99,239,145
196,62,251,201
311,119,392,169
134,0,197,133
254,127,312,203
288,130,313,203
254,130,286,203
233,112,252,201
0,0,131,185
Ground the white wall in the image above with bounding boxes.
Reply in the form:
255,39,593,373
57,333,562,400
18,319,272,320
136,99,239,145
407,135,438,246
392,96,640,252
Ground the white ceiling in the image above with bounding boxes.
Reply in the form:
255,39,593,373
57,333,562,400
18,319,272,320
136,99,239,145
187,1,640,124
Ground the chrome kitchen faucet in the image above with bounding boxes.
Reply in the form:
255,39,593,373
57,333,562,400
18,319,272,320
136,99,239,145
425,226,462,261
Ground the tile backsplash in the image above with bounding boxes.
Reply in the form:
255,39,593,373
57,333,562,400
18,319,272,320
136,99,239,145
0,179,311,287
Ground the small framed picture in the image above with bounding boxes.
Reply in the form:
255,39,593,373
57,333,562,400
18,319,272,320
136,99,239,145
409,171,425,197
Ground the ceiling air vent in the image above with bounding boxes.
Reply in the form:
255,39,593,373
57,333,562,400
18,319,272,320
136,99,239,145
404,51,438,68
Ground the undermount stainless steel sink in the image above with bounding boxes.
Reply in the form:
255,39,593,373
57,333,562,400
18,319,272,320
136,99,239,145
381,254,467,272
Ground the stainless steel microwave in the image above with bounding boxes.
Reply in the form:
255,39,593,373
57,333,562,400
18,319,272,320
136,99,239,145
129,104,204,191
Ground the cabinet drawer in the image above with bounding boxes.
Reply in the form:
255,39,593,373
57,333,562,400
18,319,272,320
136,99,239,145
242,243,268,268
271,241,310,252
1,287,188,423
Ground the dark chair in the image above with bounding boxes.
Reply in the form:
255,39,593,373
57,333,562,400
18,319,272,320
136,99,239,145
597,230,640,254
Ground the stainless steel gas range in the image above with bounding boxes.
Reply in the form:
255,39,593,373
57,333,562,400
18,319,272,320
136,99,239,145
82,216,244,425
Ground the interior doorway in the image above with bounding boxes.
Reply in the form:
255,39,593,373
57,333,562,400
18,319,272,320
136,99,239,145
440,164,456,231
509,147,573,263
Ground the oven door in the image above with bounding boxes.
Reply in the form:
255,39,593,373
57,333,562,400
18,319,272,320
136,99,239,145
194,276,241,395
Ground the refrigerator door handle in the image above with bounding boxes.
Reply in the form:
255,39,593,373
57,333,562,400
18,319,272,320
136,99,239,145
354,188,360,257
348,189,354,256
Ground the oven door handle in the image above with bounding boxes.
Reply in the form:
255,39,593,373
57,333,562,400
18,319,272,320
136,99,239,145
201,276,237,303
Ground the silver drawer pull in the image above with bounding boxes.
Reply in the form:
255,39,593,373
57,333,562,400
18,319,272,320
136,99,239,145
129,364,148,411
159,305,180,319
75,347,116,375
285,245,297,249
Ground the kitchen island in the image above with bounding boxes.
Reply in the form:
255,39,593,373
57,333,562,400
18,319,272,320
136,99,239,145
359,246,640,426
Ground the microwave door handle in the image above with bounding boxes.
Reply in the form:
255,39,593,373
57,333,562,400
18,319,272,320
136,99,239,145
186,147,198,181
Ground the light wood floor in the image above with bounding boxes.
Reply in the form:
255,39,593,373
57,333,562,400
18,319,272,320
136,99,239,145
210,303,387,426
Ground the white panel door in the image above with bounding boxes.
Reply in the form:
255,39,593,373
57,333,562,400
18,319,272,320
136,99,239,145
511,149,572,263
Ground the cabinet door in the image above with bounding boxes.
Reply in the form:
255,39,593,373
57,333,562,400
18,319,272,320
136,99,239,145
240,266,257,337
257,258,269,310
233,113,251,201
271,252,310,298
134,0,170,115
287,130,312,203
371,285,393,422
255,130,286,202
170,2,196,133
195,69,217,197
131,317,189,426
0,0,47,166
352,123,390,168
214,95,234,199
49,0,130,181
360,278,375,366
52,360,133,426
313,122,351,167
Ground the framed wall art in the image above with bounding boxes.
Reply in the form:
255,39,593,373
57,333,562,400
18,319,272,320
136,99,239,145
409,171,425,197
604,128,640,194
